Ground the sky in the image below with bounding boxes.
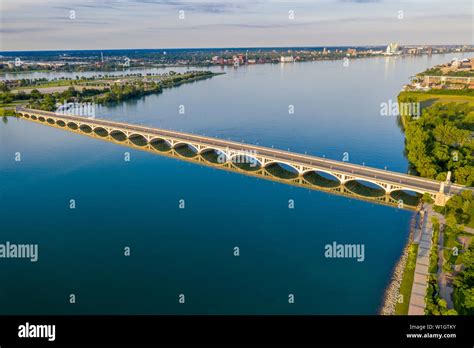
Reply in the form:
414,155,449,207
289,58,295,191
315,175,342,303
0,0,473,51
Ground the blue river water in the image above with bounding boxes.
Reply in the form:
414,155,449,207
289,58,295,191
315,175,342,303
0,53,468,314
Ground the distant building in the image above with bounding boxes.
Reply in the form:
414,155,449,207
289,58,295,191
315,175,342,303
280,56,294,63
404,47,418,55
451,58,461,69
451,58,472,70
385,43,401,55
347,48,357,56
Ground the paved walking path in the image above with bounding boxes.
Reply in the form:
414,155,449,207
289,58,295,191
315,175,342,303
408,205,454,315
408,204,435,315
461,225,474,235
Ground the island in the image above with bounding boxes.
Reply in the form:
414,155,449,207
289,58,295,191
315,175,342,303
0,70,222,117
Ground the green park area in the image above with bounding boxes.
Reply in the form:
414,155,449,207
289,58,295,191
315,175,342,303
397,86,474,315
398,90,474,186
400,90,474,108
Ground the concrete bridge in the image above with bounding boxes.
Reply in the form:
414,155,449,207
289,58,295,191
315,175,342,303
15,107,471,208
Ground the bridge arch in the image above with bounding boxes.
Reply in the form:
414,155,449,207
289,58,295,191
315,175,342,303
389,188,423,207
173,142,199,158
93,126,109,137
67,122,79,130
388,187,425,196
344,179,387,198
200,147,228,164
128,133,148,146
79,124,93,133
229,154,262,171
264,161,300,179
56,120,66,127
110,130,127,142
303,170,341,188
38,116,46,122
149,137,172,152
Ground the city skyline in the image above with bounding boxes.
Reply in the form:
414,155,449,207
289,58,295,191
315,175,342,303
1,0,473,51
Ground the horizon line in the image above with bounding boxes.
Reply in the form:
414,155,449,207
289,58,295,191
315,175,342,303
1,43,472,54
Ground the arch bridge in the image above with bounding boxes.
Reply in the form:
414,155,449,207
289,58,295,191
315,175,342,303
16,107,471,208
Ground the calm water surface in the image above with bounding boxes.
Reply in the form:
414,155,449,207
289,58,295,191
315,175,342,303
0,53,468,314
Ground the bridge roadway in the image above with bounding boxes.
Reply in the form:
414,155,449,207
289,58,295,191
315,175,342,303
16,107,470,202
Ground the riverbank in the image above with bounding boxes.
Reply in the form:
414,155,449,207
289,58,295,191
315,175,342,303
2,47,472,75
380,211,419,315
391,58,474,315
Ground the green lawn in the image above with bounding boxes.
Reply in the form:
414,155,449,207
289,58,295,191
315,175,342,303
400,91,474,108
429,221,440,274
443,226,462,265
466,205,474,228
15,80,74,89
395,243,419,315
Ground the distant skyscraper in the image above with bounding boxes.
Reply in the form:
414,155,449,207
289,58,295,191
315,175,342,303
385,43,400,55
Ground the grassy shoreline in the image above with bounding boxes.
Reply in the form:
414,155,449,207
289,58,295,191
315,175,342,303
394,243,419,315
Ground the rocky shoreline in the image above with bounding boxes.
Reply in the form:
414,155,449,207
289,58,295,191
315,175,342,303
379,212,418,315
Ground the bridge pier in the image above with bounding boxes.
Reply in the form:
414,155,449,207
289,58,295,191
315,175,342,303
435,193,447,206
434,181,448,206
